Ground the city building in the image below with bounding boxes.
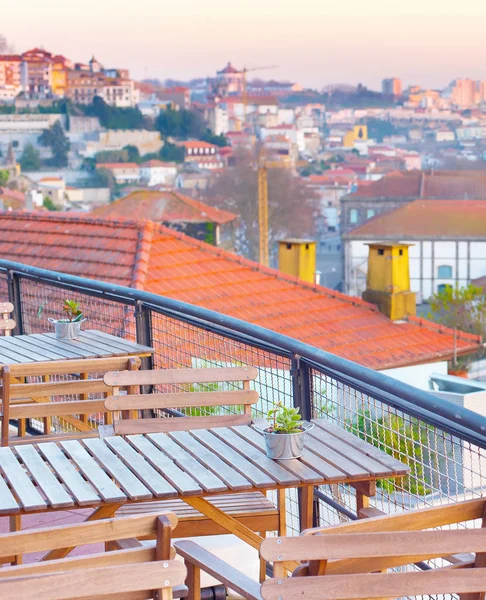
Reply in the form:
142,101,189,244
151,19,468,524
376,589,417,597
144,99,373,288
66,69,105,105
340,170,486,235
139,160,178,187
95,162,140,184
382,78,402,97
0,55,22,97
214,62,245,96
51,55,73,97
91,190,237,247
158,87,191,111
21,48,53,96
344,199,486,300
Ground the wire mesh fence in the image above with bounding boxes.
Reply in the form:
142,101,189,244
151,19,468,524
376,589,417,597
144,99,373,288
1,266,485,565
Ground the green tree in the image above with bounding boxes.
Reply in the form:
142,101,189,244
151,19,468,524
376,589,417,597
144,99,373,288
20,144,41,171
91,167,116,192
43,196,59,211
0,169,9,186
154,107,205,139
158,142,185,163
200,129,228,147
123,145,140,163
38,121,70,167
84,96,144,130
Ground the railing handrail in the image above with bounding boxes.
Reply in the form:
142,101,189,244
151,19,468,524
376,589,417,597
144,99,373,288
1,258,485,449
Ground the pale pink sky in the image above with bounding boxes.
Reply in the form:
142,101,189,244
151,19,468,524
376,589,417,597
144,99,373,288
7,0,486,89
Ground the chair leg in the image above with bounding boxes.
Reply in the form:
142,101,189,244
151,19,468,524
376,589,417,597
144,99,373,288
277,488,287,536
186,561,201,600
259,531,267,582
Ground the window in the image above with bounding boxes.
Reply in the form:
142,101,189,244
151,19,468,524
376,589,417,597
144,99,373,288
437,265,453,279
349,209,358,224
366,209,375,219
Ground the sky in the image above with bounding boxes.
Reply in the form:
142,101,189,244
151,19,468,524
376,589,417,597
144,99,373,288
6,0,486,90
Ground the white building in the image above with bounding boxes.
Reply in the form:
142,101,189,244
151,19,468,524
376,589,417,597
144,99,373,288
260,125,305,152
139,160,178,187
344,199,486,300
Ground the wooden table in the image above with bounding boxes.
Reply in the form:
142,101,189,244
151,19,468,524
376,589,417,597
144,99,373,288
0,419,409,559
0,330,153,365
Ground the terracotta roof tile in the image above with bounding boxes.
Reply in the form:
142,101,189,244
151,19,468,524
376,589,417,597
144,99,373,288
347,199,486,238
0,212,479,370
91,191,237,225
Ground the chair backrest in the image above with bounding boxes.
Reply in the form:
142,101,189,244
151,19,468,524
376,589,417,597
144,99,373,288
0,561,186,600
1,355,141,446
260,528,486,600
0,511,184,600
103,366,259,435
0,302,15,336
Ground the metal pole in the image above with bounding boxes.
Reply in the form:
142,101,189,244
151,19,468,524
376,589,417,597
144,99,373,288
7,271,23,335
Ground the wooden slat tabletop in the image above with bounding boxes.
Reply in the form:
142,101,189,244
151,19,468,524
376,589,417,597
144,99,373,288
0,330,153,365
0,420,410,515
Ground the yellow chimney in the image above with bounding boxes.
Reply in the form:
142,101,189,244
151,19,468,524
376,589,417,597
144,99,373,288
362,243,416,320
278,239,316,284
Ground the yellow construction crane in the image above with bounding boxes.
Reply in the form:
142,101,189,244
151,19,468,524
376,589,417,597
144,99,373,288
242,65,278,124
257,150,290,266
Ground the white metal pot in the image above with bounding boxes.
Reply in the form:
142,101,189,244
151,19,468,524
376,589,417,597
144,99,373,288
49,318,87,340
257,422,314,460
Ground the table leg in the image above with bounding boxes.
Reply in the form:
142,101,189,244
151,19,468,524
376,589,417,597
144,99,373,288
351,481,375,518
299,486,314,531
9,514,22,565
182,496,300,574
41,503,122,561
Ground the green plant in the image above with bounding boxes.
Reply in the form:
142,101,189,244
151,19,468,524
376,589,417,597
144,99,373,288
267,403,304,434
37,299,83,322
62,300,83,322
349,411,434,495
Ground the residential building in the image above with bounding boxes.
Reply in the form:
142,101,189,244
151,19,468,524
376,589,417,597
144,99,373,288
51,55,73,97
382,78,402,97
340,170,486,235
260,125,305,153
0,55,22,96
0,212,478,374
344,199,486,300
91,190,237,247
21,48,53,96
0,113,64,156
139,160,178,187
95,162,140,184
81,130,162,158
158,87,191,110
176,140,223,169
103,76,139,108
0,187,25,210
214,62,245,96
66,69,106,105
36,176,67,208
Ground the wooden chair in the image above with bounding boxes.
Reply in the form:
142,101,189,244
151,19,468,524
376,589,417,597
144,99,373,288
101,366,285,580
1,355,141,446
0,511,187,600
0,301,15,336
175,497,486,600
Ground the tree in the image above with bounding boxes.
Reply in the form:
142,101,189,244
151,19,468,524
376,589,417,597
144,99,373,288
123,145,140,163
90,168,116,193
200,129,228,147
38,121,70,167
158,141,185,163
84,97,144,130
201,148,319,263
428,284,486,368
20,145,41,171
43,196,59,211
0,169,9,186
154,107,205,139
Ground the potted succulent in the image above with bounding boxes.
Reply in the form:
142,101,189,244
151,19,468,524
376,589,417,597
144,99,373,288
42,299,86,340
258,403,314,460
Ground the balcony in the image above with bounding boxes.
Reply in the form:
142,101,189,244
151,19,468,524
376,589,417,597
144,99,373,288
0,258,485,598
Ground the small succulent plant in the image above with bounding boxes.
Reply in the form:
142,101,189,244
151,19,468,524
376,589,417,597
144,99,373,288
38,299,84,322
267,403,304,434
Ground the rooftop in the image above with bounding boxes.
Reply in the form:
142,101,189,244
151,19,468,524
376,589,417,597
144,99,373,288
344,170,486,201
0,212,479,371
347,199,486,239
91,190,237,225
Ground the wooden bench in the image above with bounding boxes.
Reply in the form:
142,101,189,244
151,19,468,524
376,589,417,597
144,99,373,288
1,355,141,446
102,366,286,579
0,301,15,336
175,497,486,600
0,511,187,600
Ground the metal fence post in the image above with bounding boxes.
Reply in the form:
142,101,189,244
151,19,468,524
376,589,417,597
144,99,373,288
134,300,153,370
7,270,23,335
291,354,320,527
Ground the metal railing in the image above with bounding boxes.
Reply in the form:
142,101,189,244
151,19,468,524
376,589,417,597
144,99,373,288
1,259,485,544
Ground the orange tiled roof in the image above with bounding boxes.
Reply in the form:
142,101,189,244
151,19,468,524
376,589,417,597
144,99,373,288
140,160,177,168
96,163,139,170
0,188,24,210
347,199,486,238
0,212,480,370
176,141,219,150
346,170,486,200
91,191,237,225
